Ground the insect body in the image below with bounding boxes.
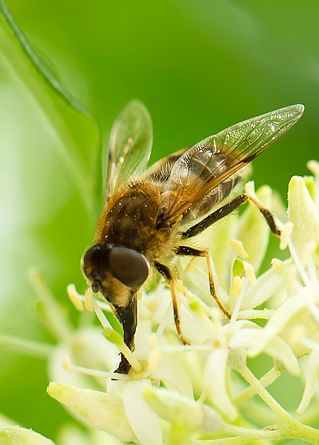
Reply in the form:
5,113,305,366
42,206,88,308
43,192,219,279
82,101,304,373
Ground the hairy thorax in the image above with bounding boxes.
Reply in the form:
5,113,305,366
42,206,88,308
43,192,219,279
94,181,179,262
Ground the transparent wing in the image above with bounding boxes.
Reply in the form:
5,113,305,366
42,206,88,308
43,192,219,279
160,104,304,222
143,148,186,184
105,100,153,199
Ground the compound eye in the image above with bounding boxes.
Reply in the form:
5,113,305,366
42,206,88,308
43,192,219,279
82,244,113,292
109,246,150,288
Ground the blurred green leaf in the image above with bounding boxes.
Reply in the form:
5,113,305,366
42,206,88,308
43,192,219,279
0,0,101,219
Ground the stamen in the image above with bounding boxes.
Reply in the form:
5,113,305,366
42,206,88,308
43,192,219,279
242,261,256,285
230,276,243,300
84,287,94,312
103,327,142,372
0,334,53,358
280,222,294,250
231,239,248,258
66,284,110,311
91,297,111,329
175,279,187,293
63,355,129,381
185,257,201,273
197,389,207,404
185,288,223,339
147,335,160,373
156,301,172,338
271,258,284,275
307,160,319,177
288,240,311,287
188,298,217,335
230,277,244,323
29,268,72,340
301,241,317,266
237,309,274,320
245,180,256,196
277,222,311,287
67,284,84,311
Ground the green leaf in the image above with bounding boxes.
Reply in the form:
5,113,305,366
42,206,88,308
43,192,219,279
0,0,101,219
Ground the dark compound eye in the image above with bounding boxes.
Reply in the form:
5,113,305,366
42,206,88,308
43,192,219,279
109,246,150,288
82,244,111,283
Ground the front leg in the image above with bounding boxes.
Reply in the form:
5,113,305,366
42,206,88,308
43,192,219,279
154,261,189,345
175,246,231,319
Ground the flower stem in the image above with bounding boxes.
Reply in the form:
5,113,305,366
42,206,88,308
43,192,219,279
237,364,319,444
0,334,53,357
238,364,293,422
30,269,72,341
235,366,281,404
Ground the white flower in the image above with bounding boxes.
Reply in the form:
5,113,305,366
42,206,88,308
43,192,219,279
46,179,312,443
3,166,319,444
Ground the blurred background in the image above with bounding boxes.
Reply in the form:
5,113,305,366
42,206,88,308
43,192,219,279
0,0,318,441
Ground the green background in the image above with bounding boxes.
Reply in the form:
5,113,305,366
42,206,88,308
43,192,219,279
0,0,318,441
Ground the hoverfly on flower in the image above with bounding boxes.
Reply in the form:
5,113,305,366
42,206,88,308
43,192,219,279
82,101,304,373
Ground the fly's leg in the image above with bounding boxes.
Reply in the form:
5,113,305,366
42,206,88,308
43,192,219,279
154,261,189,345
246,192,281,236
175,246,231,319
181,193,281,240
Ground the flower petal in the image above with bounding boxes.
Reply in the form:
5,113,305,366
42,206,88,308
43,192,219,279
123,380,162,445
57,424,121,445
49,327,118,389
204,348,238,421
241,267,287,310
144,387,225,433
281,308,319,357
288,176,319,256
265,295,306,330
263,336,300,376
0,415,14,427
231,327,300,375
152,353,194,398
57,425,91,445
297,350,319,413
0,427,55,444
47,382,135,442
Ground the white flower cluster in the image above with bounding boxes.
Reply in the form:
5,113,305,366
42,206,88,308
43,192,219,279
2,162,319,444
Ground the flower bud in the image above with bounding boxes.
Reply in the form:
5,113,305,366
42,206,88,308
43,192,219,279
0,427,54,445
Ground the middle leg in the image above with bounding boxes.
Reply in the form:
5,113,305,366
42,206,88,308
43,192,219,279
175,245,231,319
181,193,281,240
